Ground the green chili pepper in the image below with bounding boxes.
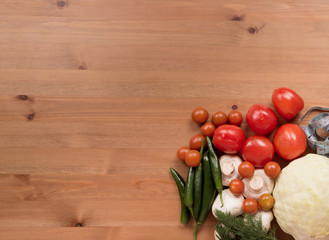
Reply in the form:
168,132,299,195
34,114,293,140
170,168,190,225
184,166,195,219
184,139,205,220
193,140,205,220
194,151,217,240
206,136,223,206
193,162,202,221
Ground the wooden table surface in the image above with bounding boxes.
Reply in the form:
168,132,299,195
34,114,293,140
1,0,329,239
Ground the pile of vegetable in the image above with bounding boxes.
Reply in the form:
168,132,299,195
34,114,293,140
170,87,329,240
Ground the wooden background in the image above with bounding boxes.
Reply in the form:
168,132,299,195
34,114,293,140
0,0,328,239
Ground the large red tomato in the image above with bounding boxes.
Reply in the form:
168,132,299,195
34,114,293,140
272,87,304,120
212,125,245,154
241,135,274,167
246,104,278,135
273,124,307,160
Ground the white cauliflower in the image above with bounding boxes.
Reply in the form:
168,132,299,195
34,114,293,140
273,154,329,240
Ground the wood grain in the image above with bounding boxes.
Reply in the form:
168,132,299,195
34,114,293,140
0,0,328,239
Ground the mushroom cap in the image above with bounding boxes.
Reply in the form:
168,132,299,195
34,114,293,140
219,155,243,186
242,169,274,200
212,189,244,218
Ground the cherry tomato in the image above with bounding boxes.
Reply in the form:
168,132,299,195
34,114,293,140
238,162,255,178
229,179,244,195
272,87,304,120
241,135,275,167
212,125,245,154
258,193,275,211
212,111,228,127
176,146,190,162
243,198,258,214
201,122,216,137
185,150,201,167
246,104,278,135
228,110,243,126
191,107,209,124
264,161,281,178
273,124,307,160
189,134,206,150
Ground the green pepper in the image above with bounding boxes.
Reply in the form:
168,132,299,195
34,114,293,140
170,168,190,224
193,162,203,220
206,136,223,206
193,140,205,220
184,166,195,219
194,151,217,240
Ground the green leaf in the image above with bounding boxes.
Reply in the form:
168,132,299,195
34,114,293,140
214,211,277,240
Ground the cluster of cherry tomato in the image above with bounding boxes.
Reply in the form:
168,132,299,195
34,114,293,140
177,108,243,167
229,161,279,213
212,102,306,164
178,88,307,167
176,87,307,214
242,194,275,214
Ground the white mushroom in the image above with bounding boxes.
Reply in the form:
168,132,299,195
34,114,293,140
219,155,243,186
212,189,244,218
253,210,274,232
242,169,274,200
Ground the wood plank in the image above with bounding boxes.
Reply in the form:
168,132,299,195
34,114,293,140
2,41,329,72
0,96,325,149
0,226,216,240
0,71,328,97
1,71,328,97
1,96,328,121
1,16,329,49
0,148,187,175
1,0,329,22
0,173,211,226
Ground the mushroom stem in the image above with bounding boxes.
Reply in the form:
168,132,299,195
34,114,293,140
249,175,265,192
242,169,274,200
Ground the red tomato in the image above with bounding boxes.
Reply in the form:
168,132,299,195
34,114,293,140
238,162,255,178
201,122,216,137
272,87,304,120
228,110,243,126
243,198,258,214
241,135,275,167
185,150,201,167
212,125,245,154
229,179,244,195
264,161,281,178
246,104,278,135
191,107,209,124
190,134,206,150
177,146,190,162
212,111,228,127
258,194,275,211
273,124,307,160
